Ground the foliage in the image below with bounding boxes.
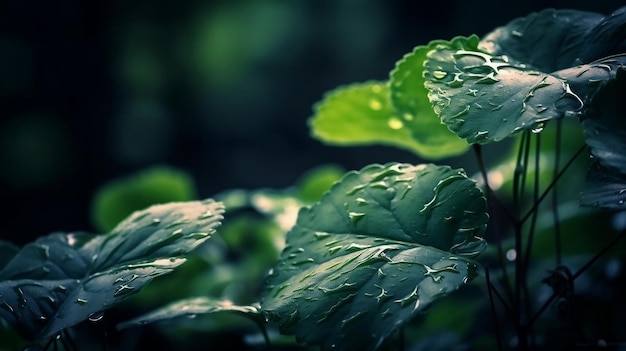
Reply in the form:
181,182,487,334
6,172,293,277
1,5,626,351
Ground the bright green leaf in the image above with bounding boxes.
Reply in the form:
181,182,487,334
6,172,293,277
423,36,583,144
388,44,470,156
309,82,468,159
261,163,488,350
294,164,345,204
0,199,224,341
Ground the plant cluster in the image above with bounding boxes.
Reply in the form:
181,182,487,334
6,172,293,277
1,5,626,351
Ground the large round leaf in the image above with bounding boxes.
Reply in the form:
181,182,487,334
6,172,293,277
479,7,626,72
423,36,583,144
0,199,224,341
261,163,488,350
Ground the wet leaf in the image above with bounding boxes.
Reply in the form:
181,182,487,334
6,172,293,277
261,163,488,350
0,241,19,269
580,64,626,174
581,162,626,210
423,36,583,144
478,8,605,72
117,297,261,330
308,81,468,159
388,44,470,157
0,199,224,341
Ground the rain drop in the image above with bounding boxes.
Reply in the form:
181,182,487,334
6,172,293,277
348,212,366,226
531,122,545,134
433,70,447,79
368,99,383,111
88,312,105,322
75,298,88,305
387,117,404,130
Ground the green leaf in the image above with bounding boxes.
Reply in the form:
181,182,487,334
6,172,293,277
388,45,470,157
117,297,262,330
309,82,468,159
294,164,345,204
479,7,626,71
423,36,583,144
91,166,197,232
581,162,626,209
0,199,224,341
261,163,488,350
579,63,626,174
0,241,19,269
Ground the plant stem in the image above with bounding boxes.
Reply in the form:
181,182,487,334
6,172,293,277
485,268,504,351
528,228,626,326
521,144,586,224
473,144,514,304
553,119,563,265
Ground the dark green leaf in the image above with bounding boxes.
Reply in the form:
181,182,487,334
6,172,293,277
117,297,261,330
0,241,19,269
261,163,487,350
579,63,626,174
308,82,468,159
581,162,626,209
478,8,604,71
0,199,224,341
423,36,583,144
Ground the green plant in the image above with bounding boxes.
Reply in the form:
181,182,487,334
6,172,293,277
2,5,626,351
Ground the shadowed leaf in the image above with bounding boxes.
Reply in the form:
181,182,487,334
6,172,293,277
0,199,224,341
261,163,487,350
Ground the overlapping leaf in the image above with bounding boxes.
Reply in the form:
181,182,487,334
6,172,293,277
423,35,584,144
479,7,626,71
579,64,626,175
0,199,224,341
580,162,626,209
261,163,488,350
308,81,468,159
117,297,261,330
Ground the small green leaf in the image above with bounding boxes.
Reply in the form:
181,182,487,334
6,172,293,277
388,44,470,157
423,36,583,144
0,199,224,341
91,166,197,232
261,163,488,350
117,297,262,330
309,82,467,159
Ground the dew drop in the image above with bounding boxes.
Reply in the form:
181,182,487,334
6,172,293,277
75,298,88,305
368,99,383,111
387,117,404,130
531,122,545,134
433,70,447,79
151,218,161,225
348,212,366,226
88,311,105,322
172,228,183,236
114,284,136,297
198,210,213,219
314,231,330,239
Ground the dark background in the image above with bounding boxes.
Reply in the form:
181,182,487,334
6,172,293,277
1,0,623,245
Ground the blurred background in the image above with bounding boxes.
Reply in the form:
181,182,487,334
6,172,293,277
1,0,623,244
